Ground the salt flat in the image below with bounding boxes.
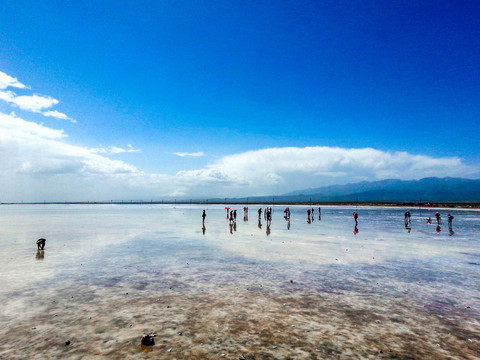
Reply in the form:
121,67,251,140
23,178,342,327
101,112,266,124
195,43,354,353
0,204,479,359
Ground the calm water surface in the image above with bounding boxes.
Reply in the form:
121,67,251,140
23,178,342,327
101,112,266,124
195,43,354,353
0,204,479,359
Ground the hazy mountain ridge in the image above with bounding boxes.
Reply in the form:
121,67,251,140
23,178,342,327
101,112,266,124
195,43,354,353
279,177,480,202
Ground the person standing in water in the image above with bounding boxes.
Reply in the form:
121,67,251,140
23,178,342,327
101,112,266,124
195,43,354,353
448,214,454,224
404,211,411,226
435,212,441,225
448,214,454,236
36,238,46,250
353,212,358,225
202,210,206,223
266,208,272,226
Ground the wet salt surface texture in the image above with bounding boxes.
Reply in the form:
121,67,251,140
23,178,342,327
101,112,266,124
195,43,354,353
0,204,479,359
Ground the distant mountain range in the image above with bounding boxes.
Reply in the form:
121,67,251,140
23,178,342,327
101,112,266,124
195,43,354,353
212,177,480,203
280,177,480,202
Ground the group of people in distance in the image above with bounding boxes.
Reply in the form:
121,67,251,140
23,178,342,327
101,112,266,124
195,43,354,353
259,207,272,226
425,211,454,226
425,212,455,235
200,207,456,236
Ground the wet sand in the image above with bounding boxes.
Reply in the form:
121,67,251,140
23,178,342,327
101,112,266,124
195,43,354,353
0,205,479,359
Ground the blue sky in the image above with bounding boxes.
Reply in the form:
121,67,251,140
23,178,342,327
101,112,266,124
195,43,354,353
1,1,479,201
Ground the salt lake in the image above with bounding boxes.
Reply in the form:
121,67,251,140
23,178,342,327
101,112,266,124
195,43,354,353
0,204,479,359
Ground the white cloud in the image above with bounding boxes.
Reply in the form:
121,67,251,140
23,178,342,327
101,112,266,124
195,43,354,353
42,110,76,123
10,93,58,112
0,90,58,112
0,71,28,90
0,71,74,122
0,112,144,200
174,146,479,196
173,151,205,157
110,144,141,154
89,144,141,155
1,111,479,202
0,111,66,140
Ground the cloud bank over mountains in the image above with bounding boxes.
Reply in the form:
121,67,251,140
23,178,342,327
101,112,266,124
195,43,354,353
0,70,479,202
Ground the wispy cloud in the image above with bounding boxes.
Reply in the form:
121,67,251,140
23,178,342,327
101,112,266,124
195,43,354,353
172,151,205,157
0,71,75,122
42,110,75,122
0,71,28,90
90,144,141,155
110,144,141,154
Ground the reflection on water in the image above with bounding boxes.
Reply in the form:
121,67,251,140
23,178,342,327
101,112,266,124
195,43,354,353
0,204,479,359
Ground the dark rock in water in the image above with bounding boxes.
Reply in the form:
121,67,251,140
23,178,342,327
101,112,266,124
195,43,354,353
141,334,156,346
65,340,71,346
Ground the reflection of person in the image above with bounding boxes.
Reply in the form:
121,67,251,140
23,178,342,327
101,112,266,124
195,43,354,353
202,223,206,235
266,224,271,236
258,219,262,229
353,225,359,235
36,250,45,260
318,207,321,220
36,238,46,250
448,224,454,236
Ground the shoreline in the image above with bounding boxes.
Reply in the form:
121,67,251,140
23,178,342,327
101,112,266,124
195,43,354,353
2,201,480,209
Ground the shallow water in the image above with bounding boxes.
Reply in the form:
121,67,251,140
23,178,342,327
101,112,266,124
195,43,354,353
0,204,479,359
